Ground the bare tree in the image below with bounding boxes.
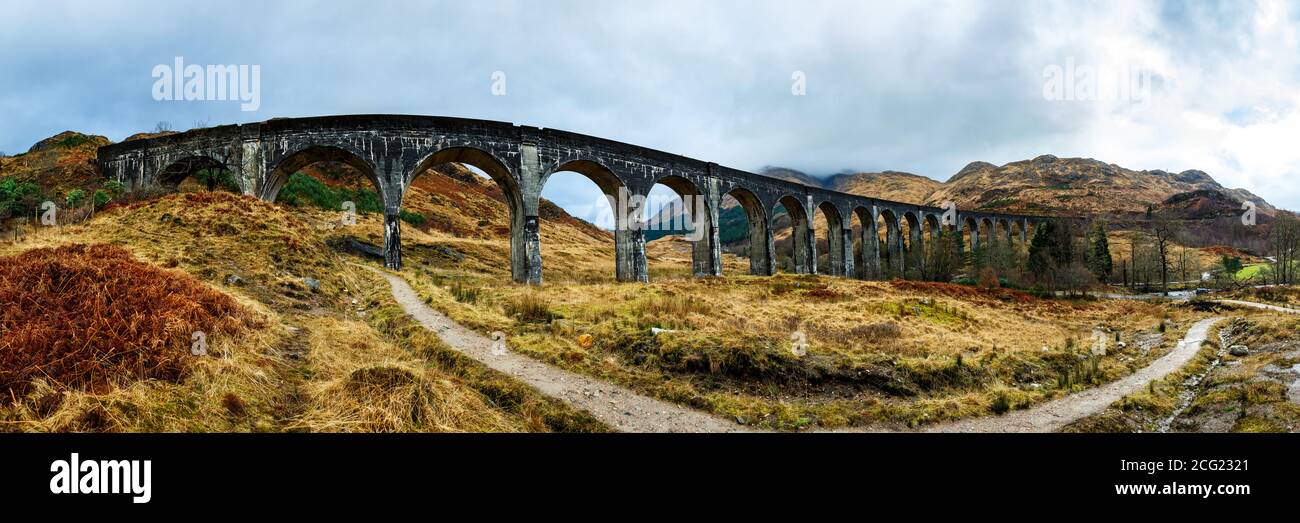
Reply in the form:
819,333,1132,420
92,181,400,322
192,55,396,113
1150,218,1178,292
1271,213,1299,284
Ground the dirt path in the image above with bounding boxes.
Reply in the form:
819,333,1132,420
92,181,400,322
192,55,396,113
373,267,1239,433
370,268,749,433
1216,299,1300,315
918,317,1225,433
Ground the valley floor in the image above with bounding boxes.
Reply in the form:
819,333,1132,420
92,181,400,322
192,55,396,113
3,192,1296,432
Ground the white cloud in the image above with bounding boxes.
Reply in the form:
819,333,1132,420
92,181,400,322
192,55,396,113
1,0,1297,210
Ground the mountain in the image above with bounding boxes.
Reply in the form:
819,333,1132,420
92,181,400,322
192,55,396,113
723,158,1283,255
750,158,1277,221
0,131,111,196
926,155,1278,218
758,166,825,187
826,170,942,204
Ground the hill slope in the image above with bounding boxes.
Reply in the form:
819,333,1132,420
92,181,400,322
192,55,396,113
926,155,1277,218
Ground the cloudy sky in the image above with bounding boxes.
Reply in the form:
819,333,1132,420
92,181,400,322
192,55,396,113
3,0,1299,221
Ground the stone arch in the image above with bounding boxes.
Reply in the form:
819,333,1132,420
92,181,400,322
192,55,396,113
996,218,1012,246
923,213,941,243
902,211,923,276
723,186,771,276
539,158,637,282
410,146,520,208
774,194,813,274
409,145,532,281
157,155,241,193
816,201,846,276
540,158,625,197
265,144,389,263
963,216,981,254
981,217,996,249
852,206,879,279
1010,220,1026,249
878,208,902,278
649,174,718,278
265,145,380,203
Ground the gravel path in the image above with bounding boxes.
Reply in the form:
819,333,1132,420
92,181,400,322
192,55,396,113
920,317,1225,433
1216,299,1300,315
374,267,1239,433
371,268,749,433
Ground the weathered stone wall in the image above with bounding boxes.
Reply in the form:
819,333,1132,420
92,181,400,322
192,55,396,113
98,115,1053,284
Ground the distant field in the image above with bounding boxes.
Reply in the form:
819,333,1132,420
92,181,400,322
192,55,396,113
391,216,1212,429
1237,264,1266,280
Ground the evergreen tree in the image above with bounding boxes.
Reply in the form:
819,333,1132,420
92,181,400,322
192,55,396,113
1028,220,1056,280
1087,222,1113,282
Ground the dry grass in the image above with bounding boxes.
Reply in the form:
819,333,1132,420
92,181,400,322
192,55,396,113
0,243,258,401
1068,311,1300,433
399,229,1211,428
286,314,523,432
0,190,606,432
0,157,1236,431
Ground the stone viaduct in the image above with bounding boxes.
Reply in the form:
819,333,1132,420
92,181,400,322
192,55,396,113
97,115,1051,284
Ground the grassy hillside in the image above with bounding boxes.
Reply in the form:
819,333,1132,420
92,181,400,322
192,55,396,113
0,191,607,432
1,130,1265,432
827,170,942,203
927,156,1277,218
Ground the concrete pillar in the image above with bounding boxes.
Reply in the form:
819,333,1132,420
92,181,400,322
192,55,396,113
886,217,903,276
616,227,648,282
514,142,544,284
822,220,843,277
838,223,854,278
379,158,405,271
614,187,648,283
753,216,775,276
383,213,402,269
954,220,965,260
513,215,541,284
238,130,264,198
907,217,923,276
691,188,722,277
860,211,881,279
792,212,814,274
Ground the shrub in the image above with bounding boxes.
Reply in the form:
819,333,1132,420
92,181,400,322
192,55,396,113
0,176,42,217
449,281,480,304
399,209,426,226
57,134,91,149
104,180,127,196
65,189,85,207
277,172,383,213
92,189,111,208
991,391,1012,414
0,244,258,402
504,292,556,323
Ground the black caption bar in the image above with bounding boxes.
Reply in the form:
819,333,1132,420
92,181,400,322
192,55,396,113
0,433,1291,514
